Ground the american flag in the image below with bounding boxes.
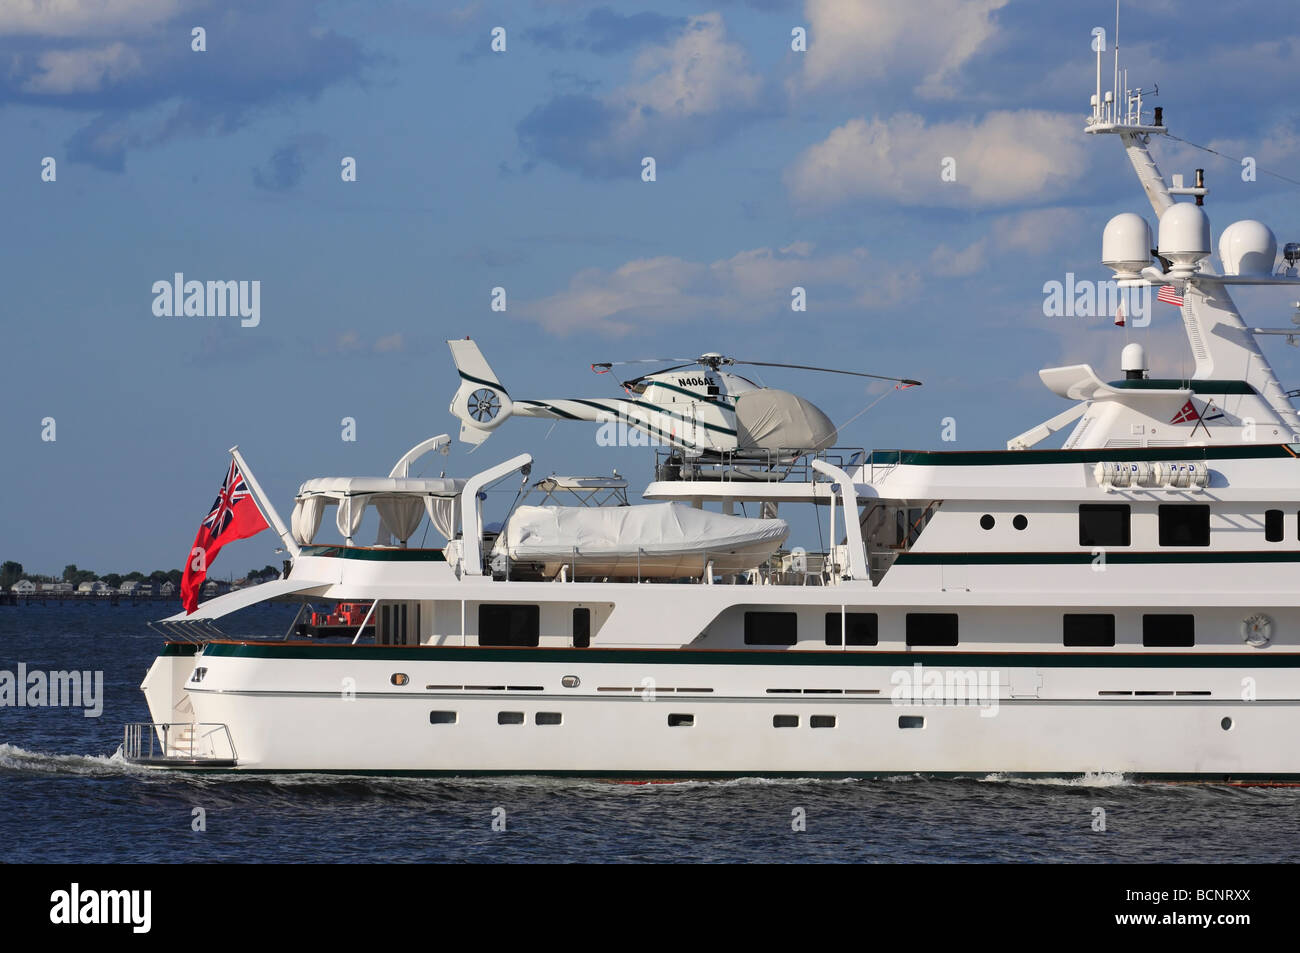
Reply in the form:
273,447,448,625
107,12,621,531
201,460,252,536
1157,285,1184,307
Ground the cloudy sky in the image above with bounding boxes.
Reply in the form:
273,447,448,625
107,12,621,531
3,0,1299,576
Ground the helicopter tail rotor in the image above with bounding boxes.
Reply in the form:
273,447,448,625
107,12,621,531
448,338,514,445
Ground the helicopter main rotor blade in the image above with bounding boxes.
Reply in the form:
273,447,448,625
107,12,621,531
731,360,922,387
620,362,700,385
592,358,695,373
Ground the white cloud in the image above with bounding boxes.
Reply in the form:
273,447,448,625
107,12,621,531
519,244,913,336
20,41,141,94
796,0,1007,99
0,0,178,37
518,12,764,176
785,110,1088,208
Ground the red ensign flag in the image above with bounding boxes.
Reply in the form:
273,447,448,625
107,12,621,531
180,460,269,613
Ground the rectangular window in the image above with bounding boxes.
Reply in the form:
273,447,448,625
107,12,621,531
573,607,591,648
810,715,837,728
1142,614,1195,648
1079,504,1131,547
772,714,799,728
906,613,958,647
497,711,525,725
899,716,925,729
744,611,798,646
824,612,879,646
1158,505,1210,547
667,713,694,727
429,711,457,725
478,604,540,647
1266,509,1284,543
1063,614,1116,648
535,712,562,726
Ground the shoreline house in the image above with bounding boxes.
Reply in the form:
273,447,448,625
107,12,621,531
76,581,112,596
39,582,74,594
11,579,36,595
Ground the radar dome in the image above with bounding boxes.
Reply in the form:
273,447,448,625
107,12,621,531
1158,203,1211,277
1219,220,1277,277
1102,213,1152,280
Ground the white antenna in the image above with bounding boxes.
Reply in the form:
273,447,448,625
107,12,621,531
1113,0,1120,124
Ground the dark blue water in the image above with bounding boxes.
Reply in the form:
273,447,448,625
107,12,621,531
3,602,1299,863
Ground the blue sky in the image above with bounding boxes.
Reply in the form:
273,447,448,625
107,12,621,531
3,0,1299,576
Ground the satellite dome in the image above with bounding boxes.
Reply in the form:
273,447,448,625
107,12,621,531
1102,213,1152,280
1219,220,1277,277
1158,203,1211,277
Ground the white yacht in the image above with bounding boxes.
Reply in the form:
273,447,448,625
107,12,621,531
123,40,1300,780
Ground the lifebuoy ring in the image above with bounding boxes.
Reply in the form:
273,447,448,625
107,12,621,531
1242,613,1273,647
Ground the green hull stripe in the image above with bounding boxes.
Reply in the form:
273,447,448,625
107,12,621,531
1107,378,1256,394
897,550,1300,565
868,444,1295,467
196,642,1300,668
133,766,1300,783
160,642,200,657
298,545,446,561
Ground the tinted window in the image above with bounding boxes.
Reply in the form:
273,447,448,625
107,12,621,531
1063,614,1115,647
479,604,539,647
745,611,798,646
572,607,591,648
1158,505,1210,547
824,612,878,646
1143,614,1195,647
1265,509,1284,543
1079,504,1130,547
906,613,958,647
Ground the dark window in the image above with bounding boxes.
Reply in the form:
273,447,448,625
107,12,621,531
810,715,837,728
667,713,694,727
906,613,958,647
898,716,925,729
497,711,525,725
1013,514,1028,531
479,604,540,647
773,714,799,728
1265,509,1284,543
1063,614,1115,647
1079,504,1130,547
1143,614,1195,647
1158,505,1210,547
429,711,457,724
824,612,878,646
744,611,798,646
980,514,995,530
535,712,562,726
573,607,591,648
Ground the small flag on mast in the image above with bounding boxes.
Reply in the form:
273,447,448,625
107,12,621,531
1157,285,1184,307
1114,297,1126,326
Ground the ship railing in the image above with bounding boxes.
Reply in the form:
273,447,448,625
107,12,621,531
653,447,866,484
122,722,238,766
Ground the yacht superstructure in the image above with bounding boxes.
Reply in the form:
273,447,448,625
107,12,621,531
122,36,1300,780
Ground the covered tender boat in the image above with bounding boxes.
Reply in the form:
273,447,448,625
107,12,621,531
492,501,788,578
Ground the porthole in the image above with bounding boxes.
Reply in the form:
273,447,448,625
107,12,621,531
391,673,409,686
979,514,995,530
1013,515,1028,531
561,675,580,688
1221,717,1233,731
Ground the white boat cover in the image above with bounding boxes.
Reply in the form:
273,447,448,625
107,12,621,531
296,477,464,496
734,389,837,452
292,476,467,544
495,503,788,561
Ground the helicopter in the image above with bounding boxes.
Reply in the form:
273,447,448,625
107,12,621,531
447,338,920,459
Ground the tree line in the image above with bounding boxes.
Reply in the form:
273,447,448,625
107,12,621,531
1,561,281,589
